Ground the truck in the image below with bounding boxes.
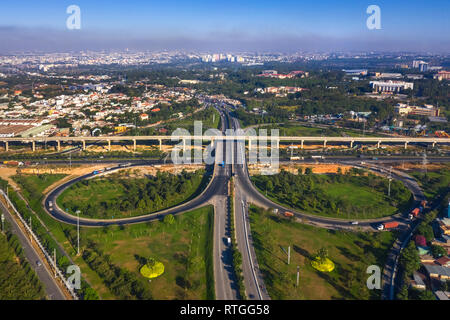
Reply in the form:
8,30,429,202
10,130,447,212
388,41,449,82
377,221,399,230
311,155,325,160
3,161,24,167
290,156,304,160
408,208,420,220
284,211,294,218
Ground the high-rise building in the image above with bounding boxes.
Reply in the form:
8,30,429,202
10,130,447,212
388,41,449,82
419,62,429,72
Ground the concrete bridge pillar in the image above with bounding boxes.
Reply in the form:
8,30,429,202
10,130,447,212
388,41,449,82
248,138,252,150
183,139,186,152
275,138,280,149
350,140,354,148
82,140,86,151
133,139,136,152
107,140,111,152
377,141,381,149
301,140,304,149
32,141,35,152
159,139,162,151
404,141,408,150
432,141,436,148
4,141,8,152
57,140,61,151
323,140,327,148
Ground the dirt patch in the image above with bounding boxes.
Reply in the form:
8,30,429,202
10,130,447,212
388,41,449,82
248,163,353,175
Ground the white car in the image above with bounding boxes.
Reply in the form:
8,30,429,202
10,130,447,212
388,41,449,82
351,221,359,225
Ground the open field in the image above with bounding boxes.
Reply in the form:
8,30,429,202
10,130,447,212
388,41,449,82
11,173,214,299
249,205,396,299
75,206,215,300
408,163,450,199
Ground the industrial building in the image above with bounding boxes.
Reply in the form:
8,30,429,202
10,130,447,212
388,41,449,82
370,80,414,93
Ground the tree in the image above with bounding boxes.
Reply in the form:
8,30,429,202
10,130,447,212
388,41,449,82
418,290,436,300
414,235,427,247
430,245,447,258
316,247,329,261
304,167,313,175
416,223,434,242
399,241,420,276
163,214,175,225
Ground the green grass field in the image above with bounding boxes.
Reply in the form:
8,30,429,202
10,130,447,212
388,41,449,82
409,164,450,199
252,171,412,219
12,173,214,299
77,206,215,300
249,205,395,300
57,170,207,219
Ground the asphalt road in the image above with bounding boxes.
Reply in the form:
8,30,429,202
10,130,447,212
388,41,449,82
43,161,220,227
232,131,271,300
0,200,66,300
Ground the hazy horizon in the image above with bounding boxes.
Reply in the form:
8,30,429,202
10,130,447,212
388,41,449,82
1,0,449,54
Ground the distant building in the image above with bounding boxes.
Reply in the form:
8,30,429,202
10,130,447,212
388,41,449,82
434,71,450,81
370,80,414,93
374,72,403,79
395,103,440,117
419,62,429,72
342,69,368,76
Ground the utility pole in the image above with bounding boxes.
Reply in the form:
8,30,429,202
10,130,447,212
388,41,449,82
76,210,80,256
422,152,428,175
288,246,291,265
388,166,392,197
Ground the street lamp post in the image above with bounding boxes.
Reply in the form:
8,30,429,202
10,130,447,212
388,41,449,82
76,210,80,255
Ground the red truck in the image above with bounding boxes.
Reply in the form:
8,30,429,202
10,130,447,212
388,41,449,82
408,208,420,220
284,211,294,218
377,221,399,230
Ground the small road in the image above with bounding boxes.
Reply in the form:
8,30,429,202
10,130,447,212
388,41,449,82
0,200,66,300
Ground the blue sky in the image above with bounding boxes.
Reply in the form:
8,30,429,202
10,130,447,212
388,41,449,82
0,0,449,52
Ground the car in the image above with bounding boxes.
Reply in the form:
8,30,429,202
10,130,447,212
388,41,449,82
36,261,42,267
227,237,231,245
351,221,359,225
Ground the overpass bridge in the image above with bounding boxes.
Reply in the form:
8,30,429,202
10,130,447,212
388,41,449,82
1,135,449,152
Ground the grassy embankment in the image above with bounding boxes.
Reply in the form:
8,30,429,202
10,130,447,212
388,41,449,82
13,173,215,300
252,169,412,219
249,205,396,300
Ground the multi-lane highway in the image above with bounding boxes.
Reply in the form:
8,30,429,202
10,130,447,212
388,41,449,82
32,105,448,301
